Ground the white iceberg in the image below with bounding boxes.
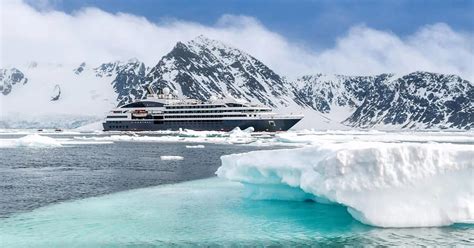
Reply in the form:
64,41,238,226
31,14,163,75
217,141,474,228
226,127,256,144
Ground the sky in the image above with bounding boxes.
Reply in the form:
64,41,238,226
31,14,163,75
2,0,474,80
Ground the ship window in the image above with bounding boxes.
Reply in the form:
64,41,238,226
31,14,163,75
121,101,164,108
226,103,244,107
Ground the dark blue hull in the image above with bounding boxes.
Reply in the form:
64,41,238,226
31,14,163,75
103,118,301,132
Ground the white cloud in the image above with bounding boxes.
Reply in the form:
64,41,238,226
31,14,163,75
1,0,473,81
314,24,474,80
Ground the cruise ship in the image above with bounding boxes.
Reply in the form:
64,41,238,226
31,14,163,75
103,87,303,132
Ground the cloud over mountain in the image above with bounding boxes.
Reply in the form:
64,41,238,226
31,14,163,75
2,0,473,81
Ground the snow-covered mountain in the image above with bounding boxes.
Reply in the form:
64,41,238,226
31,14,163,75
1,36,472,130
293,72,473,129
146,35,292,107
93,59,149,106
0,60,146,128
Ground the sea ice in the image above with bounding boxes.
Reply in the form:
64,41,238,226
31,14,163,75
72,127,260,145
186,145,206,148
0,134,114,148
217,141,474,228
0,134,62,148
275,130,474,144
160,155,184,160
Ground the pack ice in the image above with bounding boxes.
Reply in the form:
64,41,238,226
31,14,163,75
217,141,474,228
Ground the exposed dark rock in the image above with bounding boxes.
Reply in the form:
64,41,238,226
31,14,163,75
51,84,61,101
0,68,28,95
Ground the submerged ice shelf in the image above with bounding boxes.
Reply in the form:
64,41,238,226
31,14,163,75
0,178,360,246
217,141,474,228
1,178,472,246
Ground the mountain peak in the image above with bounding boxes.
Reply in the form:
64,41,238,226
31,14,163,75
146,36,291,107
184,35,245,58
189,35,218,45
194,34,210,42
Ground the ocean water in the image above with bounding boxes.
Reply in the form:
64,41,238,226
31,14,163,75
0,132,473,246
0,134,278,217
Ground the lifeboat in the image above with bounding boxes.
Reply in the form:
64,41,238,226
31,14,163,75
132,109,148,118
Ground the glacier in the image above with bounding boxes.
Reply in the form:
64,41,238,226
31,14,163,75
217,141,474,228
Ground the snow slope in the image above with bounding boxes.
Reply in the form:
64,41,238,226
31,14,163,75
0,60,148,128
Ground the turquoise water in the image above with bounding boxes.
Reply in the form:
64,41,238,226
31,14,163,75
1,178,472,247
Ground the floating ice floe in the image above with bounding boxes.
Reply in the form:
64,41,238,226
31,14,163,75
185,145,205,149
0,134,113,148
160,156,184,160
3,129,472,149
275,130,474,144
217,141,474,228
0,134,62,148
71,127,262,145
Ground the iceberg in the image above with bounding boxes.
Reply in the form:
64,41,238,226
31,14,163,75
217,141,474,228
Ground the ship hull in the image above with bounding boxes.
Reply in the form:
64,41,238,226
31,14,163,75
103,118,301,132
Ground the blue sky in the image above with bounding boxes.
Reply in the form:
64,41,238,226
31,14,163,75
33,0,474,50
